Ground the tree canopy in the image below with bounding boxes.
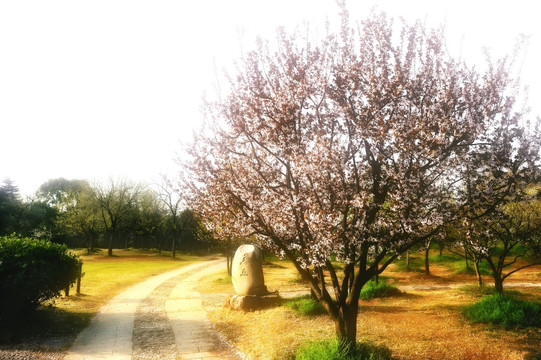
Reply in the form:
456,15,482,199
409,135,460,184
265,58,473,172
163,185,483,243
183,10,540,347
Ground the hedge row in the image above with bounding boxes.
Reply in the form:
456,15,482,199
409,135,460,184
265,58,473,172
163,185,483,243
0,235,81,320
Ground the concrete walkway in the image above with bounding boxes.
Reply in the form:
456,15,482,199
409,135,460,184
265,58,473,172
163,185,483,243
166,262,236,360
64,259,237,360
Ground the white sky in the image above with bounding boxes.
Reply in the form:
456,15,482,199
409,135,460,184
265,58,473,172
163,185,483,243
1,0,539,196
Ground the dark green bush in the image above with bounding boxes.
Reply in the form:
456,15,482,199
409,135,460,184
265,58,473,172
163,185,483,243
360,279,401,300
295,338,392,360
284,295,327,316
0,235,81,319
463,294,541,328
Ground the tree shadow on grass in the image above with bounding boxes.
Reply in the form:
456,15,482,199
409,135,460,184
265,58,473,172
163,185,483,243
0,306,91,346
263,261,287,269
431,303,465,314
467,319,541,360
395,291,423,300
359,305,413,314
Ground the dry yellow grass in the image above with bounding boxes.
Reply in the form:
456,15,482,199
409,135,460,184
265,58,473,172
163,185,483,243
200,264,335,359
199,254,541,360
357,287,539,360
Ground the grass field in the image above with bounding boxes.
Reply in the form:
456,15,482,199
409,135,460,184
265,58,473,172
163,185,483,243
55,248,203,316
3,247,539,359
198,251,541,360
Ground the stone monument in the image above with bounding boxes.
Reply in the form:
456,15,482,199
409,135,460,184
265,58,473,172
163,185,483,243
231,244,268,296
227,244,280,310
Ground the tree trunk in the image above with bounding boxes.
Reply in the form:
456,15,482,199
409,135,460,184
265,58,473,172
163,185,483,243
226,252,232,276
76,263,82,294
90,234,97,252
494,276,504,294
374,245,379,284
406,250,410,271
86,236,91,255
335,303,358,352
424,248,430,275
424,239,432,275
474,259,483,288
348,267,355,292
108,232,114,256
228,251,234,276
172,236,176,259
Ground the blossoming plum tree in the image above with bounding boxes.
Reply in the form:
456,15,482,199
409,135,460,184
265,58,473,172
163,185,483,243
183,10,532,347
458,124,541,292
444,95,541,289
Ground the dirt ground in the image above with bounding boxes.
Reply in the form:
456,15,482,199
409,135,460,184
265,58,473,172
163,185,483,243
200,258,541,360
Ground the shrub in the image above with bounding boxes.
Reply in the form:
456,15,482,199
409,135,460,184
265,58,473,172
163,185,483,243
295,338,392,360
463,294,541,328
0,235,82,319
284,295,327,316
360,279,401,300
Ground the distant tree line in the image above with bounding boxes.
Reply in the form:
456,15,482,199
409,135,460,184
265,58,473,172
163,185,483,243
0,177,212,256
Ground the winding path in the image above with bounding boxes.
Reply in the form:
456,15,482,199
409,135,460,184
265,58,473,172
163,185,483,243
64,259,241,360
62,258,540,360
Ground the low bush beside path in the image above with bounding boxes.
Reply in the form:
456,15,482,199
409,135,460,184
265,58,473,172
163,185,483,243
0,248,208,359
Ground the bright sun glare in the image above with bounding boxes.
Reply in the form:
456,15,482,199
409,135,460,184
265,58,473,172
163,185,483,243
0,0,539,196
